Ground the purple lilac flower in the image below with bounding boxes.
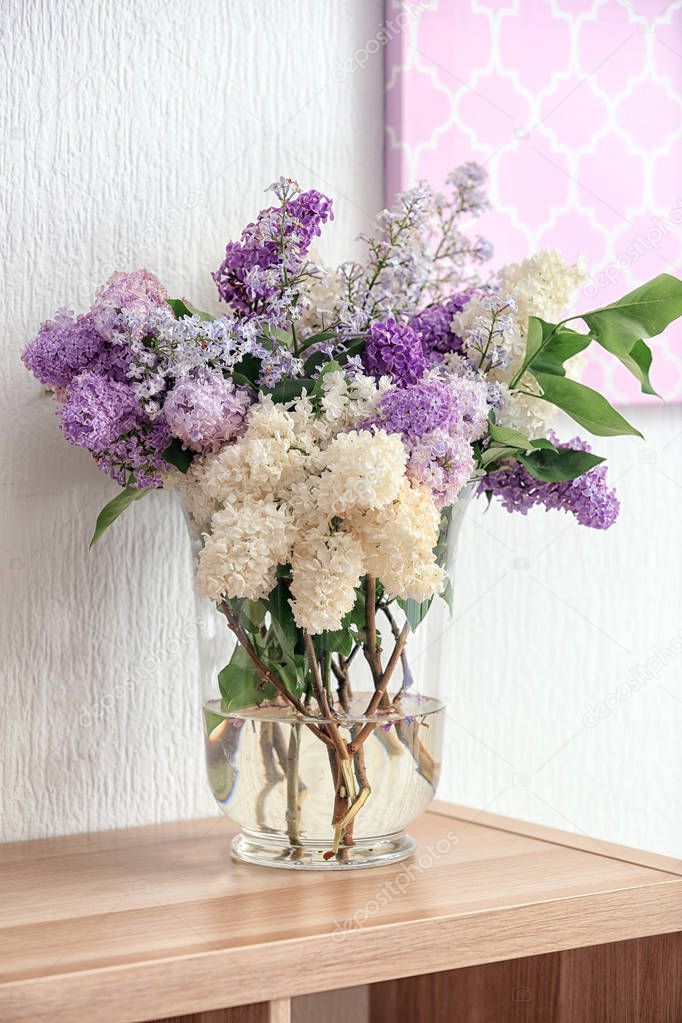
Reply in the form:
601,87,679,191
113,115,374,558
362,318,427,384
409,293,470,361
408,429,475,509
59,372,139,452
95,419,171,489
163,373,251,452
445,162,490,217
22,310,106,390
257,346,304,388
213,187,333,315
367,376,489,442
92,269,169,341
481,436,620,530
286,189,334,248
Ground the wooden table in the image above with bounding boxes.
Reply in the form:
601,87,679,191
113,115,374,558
1,801,681,1022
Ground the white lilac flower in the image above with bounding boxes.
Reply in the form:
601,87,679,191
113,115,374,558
197,498,295,602
289,527,364,633
349,479,444,603
315,429,407,515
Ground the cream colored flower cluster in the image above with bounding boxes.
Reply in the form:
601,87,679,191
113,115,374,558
188,375,444,633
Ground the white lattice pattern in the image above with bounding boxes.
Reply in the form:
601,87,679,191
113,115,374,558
386,0,682,403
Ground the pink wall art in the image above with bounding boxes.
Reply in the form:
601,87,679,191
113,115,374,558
385,0,682,404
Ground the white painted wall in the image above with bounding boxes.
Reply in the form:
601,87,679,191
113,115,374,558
1,0,384,841
2,1,680,859
427,404,682,858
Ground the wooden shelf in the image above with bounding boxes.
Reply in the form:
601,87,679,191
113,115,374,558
1,801,680,1022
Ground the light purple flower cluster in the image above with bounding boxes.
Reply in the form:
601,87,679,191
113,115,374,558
408,429,475,508
362,376,490,507
22,310,106,390
445,162,490,217
22,264,265,488
92,269,169,342
362,318,427,384
213,182,333,321
409,293,470,361
481,436,620,529
59,372,138,452
163,373,251,453
370,376,489,442
95,420,172,489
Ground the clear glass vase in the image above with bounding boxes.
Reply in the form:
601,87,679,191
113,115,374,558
204,694,444,869
181,483,474,870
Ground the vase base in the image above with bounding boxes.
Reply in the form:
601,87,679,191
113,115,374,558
230,829,416,870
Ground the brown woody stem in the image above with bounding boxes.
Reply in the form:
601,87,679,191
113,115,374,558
363,576,383,688
350,622,410,751
219,602,335,751
303,633,350,762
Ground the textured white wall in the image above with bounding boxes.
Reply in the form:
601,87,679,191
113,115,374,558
425,404,682,858
1,0,384,841
2,1,680,859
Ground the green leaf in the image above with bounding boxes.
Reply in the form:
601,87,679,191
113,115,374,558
580,274,682,394
479,443,521,468
342,585,366,631
336,336,364,364
613,339,657,396
271,655,307,699
242,599,267,629
218,646,267,711
303,348,333,376
313,628,354,658
524,316,544,365
397,596,433,631
532,373,643,438
529,320,591,376
268,579,299,660
517,317,591,382
269,377,315,403
298,326,341,353
581,272,682,342
232,353,262,384
89,487,150,547
488,418,533,450
162,439,194,474
231,371,258,392
167,298,214,321
517,447,605,482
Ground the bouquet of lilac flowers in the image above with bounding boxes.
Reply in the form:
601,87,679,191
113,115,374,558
23,168,682,859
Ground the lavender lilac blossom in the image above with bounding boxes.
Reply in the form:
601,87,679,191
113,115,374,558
362,376,489,507
163,374,251,452
369,376,489,442
213,183,333,319
362,318,427,384
481,436,620,529
59,372,139,452
22,310,106,390
409,293,470,360
408,429,475,508
95,419,171,489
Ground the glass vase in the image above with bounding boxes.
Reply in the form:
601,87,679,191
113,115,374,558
181,483,473,870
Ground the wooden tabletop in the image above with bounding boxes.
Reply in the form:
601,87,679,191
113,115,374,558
1,801,680,1023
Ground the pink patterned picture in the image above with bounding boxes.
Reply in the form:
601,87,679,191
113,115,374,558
386,0,682,403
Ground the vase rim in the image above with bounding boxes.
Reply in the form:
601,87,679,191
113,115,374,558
203,692,444,726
